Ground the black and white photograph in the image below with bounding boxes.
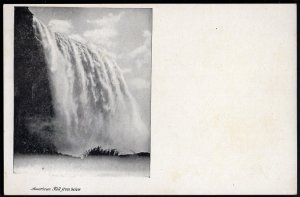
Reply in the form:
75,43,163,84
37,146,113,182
4,4,297,195
13,7,152,177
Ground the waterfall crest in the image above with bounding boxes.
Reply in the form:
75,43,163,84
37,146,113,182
32,17,150,156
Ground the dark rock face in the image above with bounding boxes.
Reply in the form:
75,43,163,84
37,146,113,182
14,7,57,154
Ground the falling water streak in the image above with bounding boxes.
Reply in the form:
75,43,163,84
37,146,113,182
32,17,150,156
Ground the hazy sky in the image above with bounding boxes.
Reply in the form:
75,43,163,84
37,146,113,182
29,7,152,127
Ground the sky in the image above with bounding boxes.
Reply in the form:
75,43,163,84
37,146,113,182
29,7,152,128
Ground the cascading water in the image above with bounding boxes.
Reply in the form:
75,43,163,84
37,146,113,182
32,17,150,157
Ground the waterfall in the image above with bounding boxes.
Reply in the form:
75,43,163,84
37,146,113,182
32,17,150,156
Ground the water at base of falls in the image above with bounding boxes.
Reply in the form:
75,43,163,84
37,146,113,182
32,17,150,157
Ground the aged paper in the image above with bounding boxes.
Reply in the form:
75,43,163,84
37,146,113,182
4,4,297,195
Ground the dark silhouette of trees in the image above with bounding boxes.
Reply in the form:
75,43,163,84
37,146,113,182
83,146,119,157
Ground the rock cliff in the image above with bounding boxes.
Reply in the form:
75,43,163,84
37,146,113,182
14,7,57,154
